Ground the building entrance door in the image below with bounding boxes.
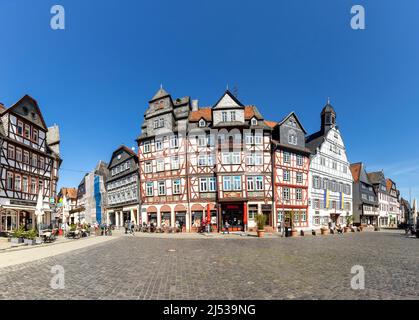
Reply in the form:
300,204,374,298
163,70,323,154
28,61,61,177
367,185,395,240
221,204,244,232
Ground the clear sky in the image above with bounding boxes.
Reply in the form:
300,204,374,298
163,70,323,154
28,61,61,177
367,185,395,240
0,0,418,203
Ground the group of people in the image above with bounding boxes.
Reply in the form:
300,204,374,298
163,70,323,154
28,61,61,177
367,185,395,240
124,220,135,235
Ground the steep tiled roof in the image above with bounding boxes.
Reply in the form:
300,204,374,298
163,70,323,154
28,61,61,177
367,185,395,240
386,178,394,191
264,120,277,128
118,145,138,158
60,187,77,199
350,163,362,183
189,106,264,122
189,107,212,122
367,171,384,184
305,130,325,153
150,87,170,101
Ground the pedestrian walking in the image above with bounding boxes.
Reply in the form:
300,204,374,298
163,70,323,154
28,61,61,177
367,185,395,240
130,221,135,235
224,220,230,234
124,220,129,234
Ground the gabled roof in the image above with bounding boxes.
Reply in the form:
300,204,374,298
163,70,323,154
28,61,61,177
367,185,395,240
150,87,170,102
4,94,48,130
305,130,326,153
60,187,78,200
277,111,307,134
386,178,396,192
212,90,244,109
350,163,362,183
109,145,138,167
367,171,385,185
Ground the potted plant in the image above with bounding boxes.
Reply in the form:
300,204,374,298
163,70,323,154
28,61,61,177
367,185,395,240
23,229,37,245
11,226,25,244
344,216,353,233
255,214,267,238
320,226,329,235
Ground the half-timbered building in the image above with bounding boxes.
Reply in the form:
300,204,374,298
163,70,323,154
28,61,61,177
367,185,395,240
272,112,311,231
137,88,275,232
188,91,274,232
137,87,191,231
367,170,391,227
350,162,379,226
0,95,61,233
56,187,78,224
386,178,401,227
105,145,140,227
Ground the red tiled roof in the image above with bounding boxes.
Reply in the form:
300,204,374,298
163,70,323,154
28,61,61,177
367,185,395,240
61,187,77,199
350,163,362,183
386,178,394,191
264,120,277,128
189,107,212,122
189,106,263,122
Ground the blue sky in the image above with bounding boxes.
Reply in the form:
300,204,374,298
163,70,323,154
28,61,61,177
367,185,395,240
0,0,418,202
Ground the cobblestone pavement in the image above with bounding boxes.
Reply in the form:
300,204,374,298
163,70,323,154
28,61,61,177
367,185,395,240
0,231,418,300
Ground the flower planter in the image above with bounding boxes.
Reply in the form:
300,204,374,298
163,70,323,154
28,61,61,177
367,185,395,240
343,227,350,233
24,239,36,245
11,237,23,244
291,229,298,237
35,237,43,245
257,230,265,238
320,228,329,235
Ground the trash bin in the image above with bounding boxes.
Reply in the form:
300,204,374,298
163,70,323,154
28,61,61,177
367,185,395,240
285,227,292,237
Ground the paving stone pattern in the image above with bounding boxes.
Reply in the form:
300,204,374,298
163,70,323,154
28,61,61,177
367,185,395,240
0,231,418,300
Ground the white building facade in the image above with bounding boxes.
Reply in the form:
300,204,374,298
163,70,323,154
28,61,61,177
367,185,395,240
306,103,353,229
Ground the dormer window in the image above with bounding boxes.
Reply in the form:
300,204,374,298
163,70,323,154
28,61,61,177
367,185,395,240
199,119,206,127
251,118,258,126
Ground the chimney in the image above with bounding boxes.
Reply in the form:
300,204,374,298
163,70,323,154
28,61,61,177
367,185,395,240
192,99,199,112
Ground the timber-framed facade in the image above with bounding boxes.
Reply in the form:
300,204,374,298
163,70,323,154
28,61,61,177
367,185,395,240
0,95,61,233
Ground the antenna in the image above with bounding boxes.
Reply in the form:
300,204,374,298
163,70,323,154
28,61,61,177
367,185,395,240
233,85,239,98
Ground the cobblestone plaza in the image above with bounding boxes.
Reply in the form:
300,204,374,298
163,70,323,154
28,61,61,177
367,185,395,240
0,231,418,300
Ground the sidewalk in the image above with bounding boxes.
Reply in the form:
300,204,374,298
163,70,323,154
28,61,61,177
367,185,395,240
0,236,117,269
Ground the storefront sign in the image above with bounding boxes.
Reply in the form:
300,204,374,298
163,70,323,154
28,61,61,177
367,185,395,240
10,200,36,207
261,204,272,211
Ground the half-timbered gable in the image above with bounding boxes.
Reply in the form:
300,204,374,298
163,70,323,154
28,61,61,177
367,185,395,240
0,95,61,233
272,112,311,230
137,87,191,231
185,91,274,232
